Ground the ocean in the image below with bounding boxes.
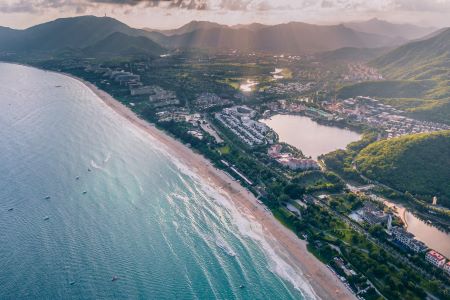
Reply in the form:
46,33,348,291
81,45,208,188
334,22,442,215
0,63,310,299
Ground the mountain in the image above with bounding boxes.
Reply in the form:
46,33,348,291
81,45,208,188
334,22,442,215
145,21,224,36
0,26,22,47
317,47,390,62
230,23,269,31
355,130,450,208
83,32,165,57
162,22,403,54
338,80,438,99
415,27,450,41
1,17,407,55
339,28,450,124
344,18,435,40
372,28,450,81
0,15,164,52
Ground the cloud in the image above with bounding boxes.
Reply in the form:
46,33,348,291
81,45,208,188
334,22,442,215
390,0,450,12
0,0,449,14
0,0,92,13
0,0,207,13
89,0,208,9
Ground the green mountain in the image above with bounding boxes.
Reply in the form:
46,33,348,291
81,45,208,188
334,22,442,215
338,28,450,124
355,130,450,208
83,32,164,57
0,15,164,52
372,28,450,81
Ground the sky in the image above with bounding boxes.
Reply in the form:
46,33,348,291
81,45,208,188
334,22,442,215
1,0,450,30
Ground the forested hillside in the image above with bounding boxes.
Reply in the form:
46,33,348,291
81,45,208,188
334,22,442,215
355,131,450,207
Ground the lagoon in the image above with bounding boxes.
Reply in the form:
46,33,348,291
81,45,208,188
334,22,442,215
261,114,361,159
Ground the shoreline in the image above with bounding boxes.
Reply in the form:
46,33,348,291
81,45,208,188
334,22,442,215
14,61,354,299
77,78,355,300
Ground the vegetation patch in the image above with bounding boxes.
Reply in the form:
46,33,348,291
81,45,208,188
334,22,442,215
355,130,450,207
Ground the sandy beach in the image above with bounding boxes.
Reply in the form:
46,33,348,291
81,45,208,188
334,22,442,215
73,75,355,300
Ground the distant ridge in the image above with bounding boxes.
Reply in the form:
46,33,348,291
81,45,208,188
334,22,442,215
344,18,435,40
145,20,224,36
0,16,440,55
156,21,403,54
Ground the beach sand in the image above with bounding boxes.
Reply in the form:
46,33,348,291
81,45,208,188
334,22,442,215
74,76,355,300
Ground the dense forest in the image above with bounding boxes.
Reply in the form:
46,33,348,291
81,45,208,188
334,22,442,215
355,130,450,208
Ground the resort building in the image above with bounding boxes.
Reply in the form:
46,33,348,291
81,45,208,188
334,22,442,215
268,144,320,171
278,157,320,171
391,227,427,253
267,144,320,170
425,250,446,268
443,261,450,276
215,106,272,147
130,85,155,96
358,202,389,225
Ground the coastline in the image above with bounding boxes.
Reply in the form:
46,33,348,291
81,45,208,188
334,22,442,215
60,70,355,299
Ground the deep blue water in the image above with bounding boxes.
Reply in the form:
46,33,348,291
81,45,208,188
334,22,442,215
0,63,311,299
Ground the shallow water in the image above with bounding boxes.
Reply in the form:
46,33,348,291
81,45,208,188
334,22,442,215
0,63,309,299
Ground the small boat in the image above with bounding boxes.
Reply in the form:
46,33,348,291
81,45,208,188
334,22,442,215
75,176,80,180
45,196,51,200
69,281,76,285
111,276,119,282
55,85,62,88
44,216,50,220
82,191,87,195
239,284,245,289
8,208,14,211
88,168,91,172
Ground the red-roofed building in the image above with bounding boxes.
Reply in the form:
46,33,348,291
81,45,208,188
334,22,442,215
425,250,446,268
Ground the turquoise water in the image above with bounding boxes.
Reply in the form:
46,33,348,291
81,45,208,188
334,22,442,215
0,63,309,299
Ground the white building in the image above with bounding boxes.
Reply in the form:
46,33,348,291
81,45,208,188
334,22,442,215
278,157,320,171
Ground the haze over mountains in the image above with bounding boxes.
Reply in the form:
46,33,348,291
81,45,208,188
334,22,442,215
153,22,402,54
343,18,435,40
0,15,438,56
146,18,437,54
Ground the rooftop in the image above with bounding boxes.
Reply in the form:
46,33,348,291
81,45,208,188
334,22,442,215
427,250,445,261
